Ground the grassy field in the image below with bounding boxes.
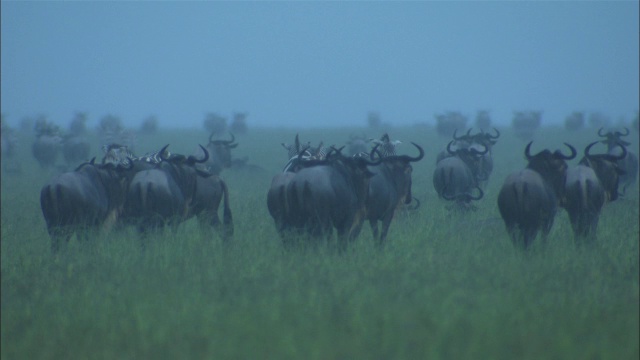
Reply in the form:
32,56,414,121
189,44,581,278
2,125,638,359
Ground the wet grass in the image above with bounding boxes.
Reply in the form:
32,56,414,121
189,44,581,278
2,126,638,359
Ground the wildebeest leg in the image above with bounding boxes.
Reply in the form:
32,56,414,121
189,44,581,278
49,226,72,253
369,219,380,243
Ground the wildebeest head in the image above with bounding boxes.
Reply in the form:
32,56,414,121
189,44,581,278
380,142,425,204
524,141,577,201
598,127,631,149
281,133,311,160
579,141,627,201
201,132,237,174
447,140,489,180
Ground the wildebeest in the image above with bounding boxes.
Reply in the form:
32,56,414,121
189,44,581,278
62,135,91,168
433,141,488,210
203,112,228,136
597,127,638,193
40,158,134,252
1,117,21,174
269,146,382,248
32,119,63,169
564,112,585,131
436,128,499,188
123,144,233,241
497,141,577,249
194,132,238,175
512,111,542,141
475,110,491,130
346,134,369,157
230,112,248,135
139,116,158,135
564,142,626,243
435,111,468,137
69,112,88,136
358,142,424,245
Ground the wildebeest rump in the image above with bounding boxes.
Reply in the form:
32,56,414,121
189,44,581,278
564,142,626,243
497,141,577,249
40,158,134,252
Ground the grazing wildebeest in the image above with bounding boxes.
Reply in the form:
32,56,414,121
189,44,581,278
69,112,88,136
273,146,382,248
497,141,577,249
433,141,488,210
230,112,248,135
565,142,626,243
359,142,424,245
40,158,134,252
597,127,638,193
564,112,585,131
139,116,158,135
62,135,91,168
194,132,238,175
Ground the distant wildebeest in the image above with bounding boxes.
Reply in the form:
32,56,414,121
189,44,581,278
32,119,63,169
497,141,577,249
1,118,21,174
203,113,228,136
124,145,233,240
193,132,239,175
433,141,488,210
269,146,382,248
597,127,638,193
230,112,248,135
346,134,369,157
564,142,626,243
564,112,585,131
40,158,134,252
475,110,491,130
512,111,542,141
62,135,91,168
435,111,468,137
69,112,88,136
588,112,611,129
355,142,424,245
139,116,158,135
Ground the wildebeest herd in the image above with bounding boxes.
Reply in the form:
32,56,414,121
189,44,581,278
1,114,637,253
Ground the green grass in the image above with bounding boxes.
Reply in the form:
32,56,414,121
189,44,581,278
2,126,638,359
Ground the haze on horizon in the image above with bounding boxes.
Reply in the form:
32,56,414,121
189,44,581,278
1,1,638,130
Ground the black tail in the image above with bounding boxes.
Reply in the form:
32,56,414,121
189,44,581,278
220,179,233,241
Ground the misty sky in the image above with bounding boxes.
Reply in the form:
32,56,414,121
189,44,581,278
1,1,638,129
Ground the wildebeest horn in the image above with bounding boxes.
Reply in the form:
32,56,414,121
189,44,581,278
488,127,500,139
452,128,463,141
407,142,424,162
208,132,216,144
297,145,311,160
366,144,384,166
557,143,577,160
159,144,171,160
195,144,209,163
615,128,629,137
598,127,607,137
584,141,598,157
447,140,456,155
524,141,534,160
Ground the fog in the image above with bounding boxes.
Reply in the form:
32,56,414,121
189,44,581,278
1,1,638,129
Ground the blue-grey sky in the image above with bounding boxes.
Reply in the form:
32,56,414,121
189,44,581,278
1,1,638,129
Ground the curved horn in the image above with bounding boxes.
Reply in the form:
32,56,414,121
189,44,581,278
159,144,171,160
584,141,598,158
557,143,577,160
366,144,383,165
524,141,534,160
489,127,500,139
407,142,425,162
615,127,629,137
447,140,456,155
195,144,209,163
598,127,607,137
209,132,216,144
452,128,464,141
224,132,236,145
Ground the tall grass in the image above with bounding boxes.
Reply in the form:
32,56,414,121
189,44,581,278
2,126,638,359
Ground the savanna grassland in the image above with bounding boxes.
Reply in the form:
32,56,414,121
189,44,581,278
2,125,638,359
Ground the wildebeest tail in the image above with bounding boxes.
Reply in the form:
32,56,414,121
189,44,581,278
220,179,234,238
